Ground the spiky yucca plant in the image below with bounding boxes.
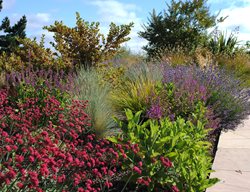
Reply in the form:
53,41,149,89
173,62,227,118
207,30,239,56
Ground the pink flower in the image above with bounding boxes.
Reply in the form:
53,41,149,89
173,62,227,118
15,155,24,163
104,181,113,188
57,174,66,183
136,177,151,186
138,161,143,167
172,185,179,192
17,182,24,189
160,156,172,168
29,156,35,163
5,145,11,152
133,166,142,174
5,138,13,143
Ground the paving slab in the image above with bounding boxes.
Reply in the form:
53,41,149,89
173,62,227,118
206,114,250,192
212,148,250,171
218,138,250,148
220,130,250,140
206,170,250,192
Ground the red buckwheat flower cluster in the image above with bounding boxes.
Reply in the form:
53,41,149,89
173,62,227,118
0,88,121,191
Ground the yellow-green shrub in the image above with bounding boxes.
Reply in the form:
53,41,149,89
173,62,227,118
44,12,133,69
111,63,163,119
215,52,250,86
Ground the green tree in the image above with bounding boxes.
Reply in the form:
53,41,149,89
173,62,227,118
139,0,223,59
0,0,27,54
44,12,133,69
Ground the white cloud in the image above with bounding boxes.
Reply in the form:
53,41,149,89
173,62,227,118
8,12,51,30
8,13,54,48
90,0,138,23
89,0,147,53
217,6,250,31
209,0,250,44
26,14,55,49
27,13,51,29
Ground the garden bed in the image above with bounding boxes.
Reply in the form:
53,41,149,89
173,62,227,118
0,64,249,192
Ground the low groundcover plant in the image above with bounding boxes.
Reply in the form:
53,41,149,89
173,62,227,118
0,88,122,192
109,109,218,192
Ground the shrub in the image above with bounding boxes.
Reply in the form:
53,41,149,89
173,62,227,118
111,63,163,119
44,12,133,69
215,52,250,87
162,65,250,130
160,46,194,66
0,88,121,192
96,61,125,89
139,0,221,59
109,109,218,191
0,36,70,73
205,30,240,56
111,46,146,67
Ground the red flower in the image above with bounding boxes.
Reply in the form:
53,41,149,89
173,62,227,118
29,156,35,163
5,145,12,152
77,187,84,192
104,181,113,188
133,166,142,174
7,169,17,179
172,185,179,192
5,138,13,143
40,164,49,177
15,155,24,163
137,177,151,186
138,161,143,167
17,138,23,144
17,182,24,189
160,156,172,168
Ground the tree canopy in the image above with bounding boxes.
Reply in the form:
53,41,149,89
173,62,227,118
0,0,27,54
44,12,133,69
139,0,222,59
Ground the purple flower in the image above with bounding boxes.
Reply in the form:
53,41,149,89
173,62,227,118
147,104,163,119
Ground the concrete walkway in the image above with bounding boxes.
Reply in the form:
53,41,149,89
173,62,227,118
207,115,250,192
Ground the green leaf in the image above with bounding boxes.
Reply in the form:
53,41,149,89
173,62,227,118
107,136,118,143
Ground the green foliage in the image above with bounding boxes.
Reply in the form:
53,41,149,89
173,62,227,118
139,0,221,59
44,12,133,69
97,61,125,89
73,68,115,137
112,46,146,67
207,89,243,123
0,36,70,72
110,63,163,119
0,1,27,54
0,51,23,72
11,80,70,107
215,52,250,87
161,46,194,66
6,80,71,129
206,30,240,56
150,81,207,120
109,109,218,191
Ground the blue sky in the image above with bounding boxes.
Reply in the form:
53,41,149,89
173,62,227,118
1,0,249,52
